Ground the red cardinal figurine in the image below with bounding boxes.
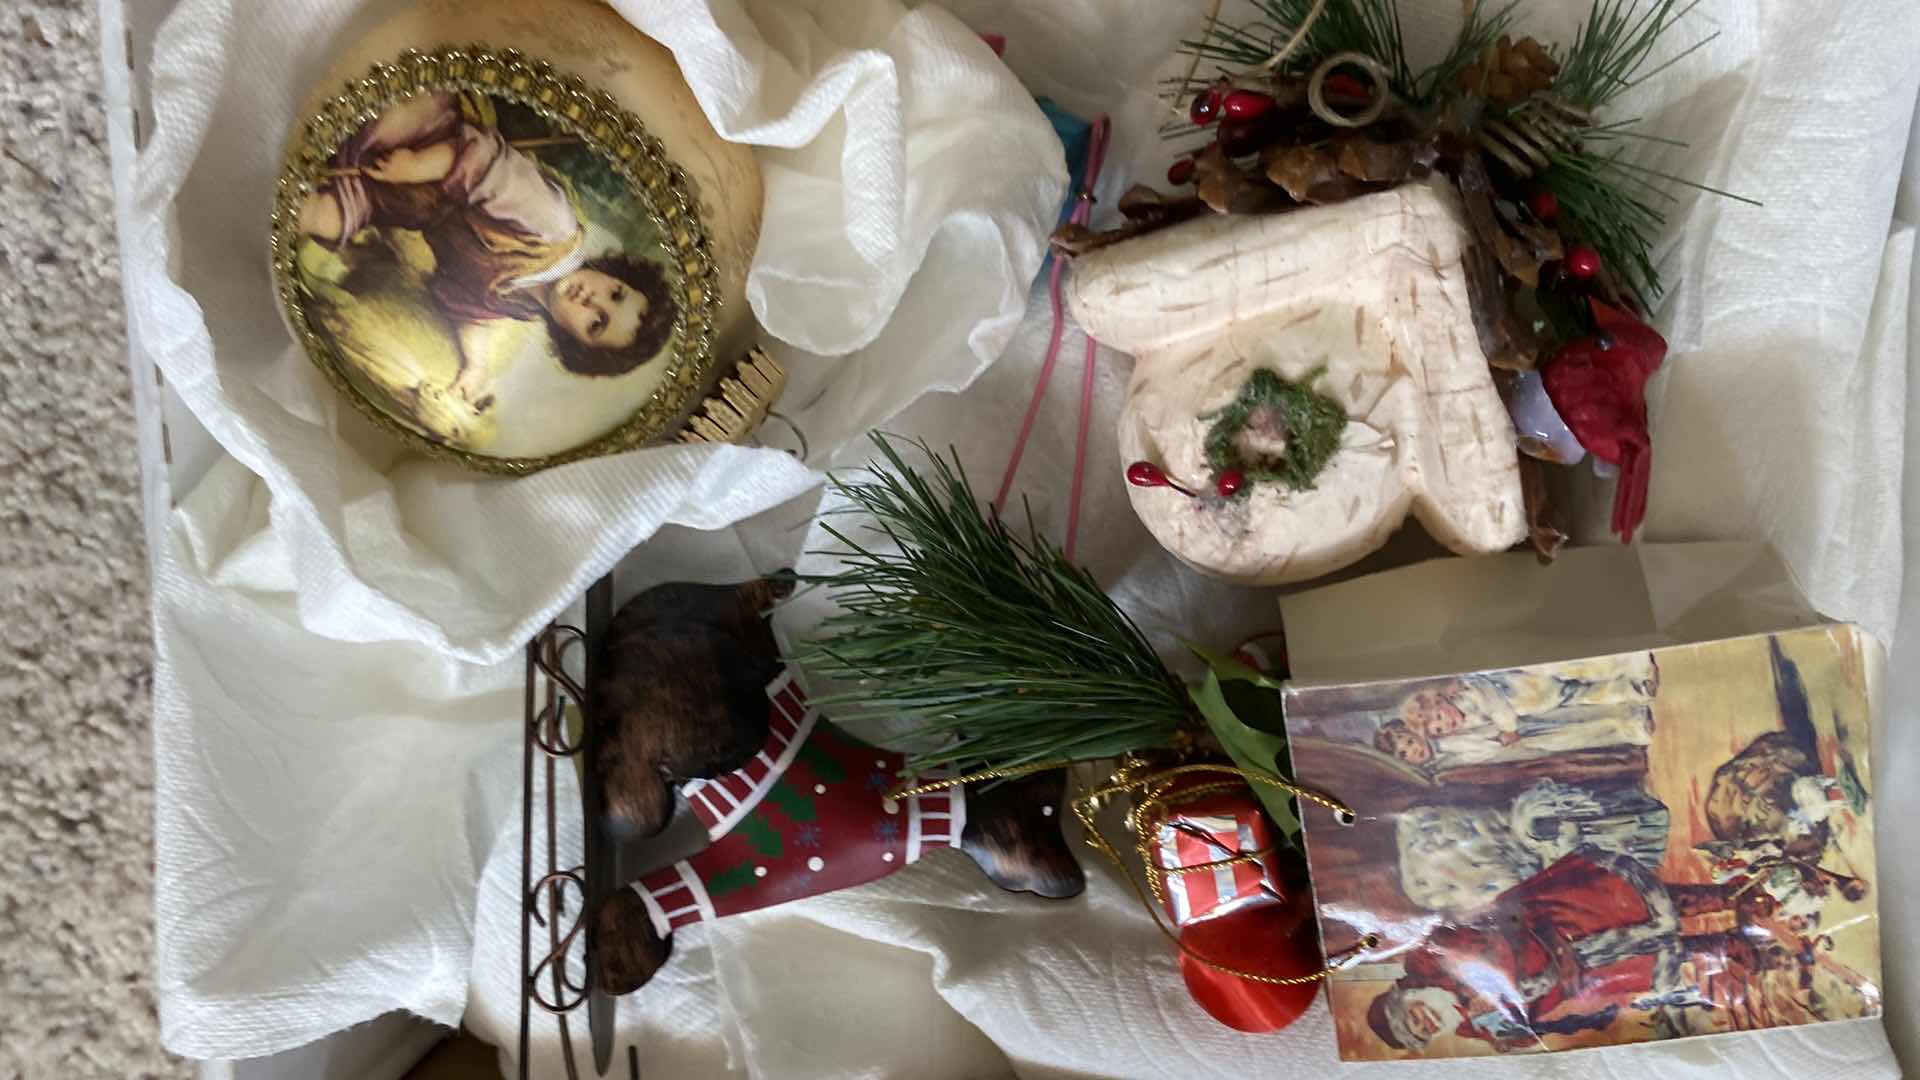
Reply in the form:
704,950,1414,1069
1541,299,1669,542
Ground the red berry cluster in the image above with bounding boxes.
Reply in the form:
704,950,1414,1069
1524,189,1604,283
1564,244,1601,280
1172,81,1342,186
1127,462,1249,500
1169,76,1386,188
1188,86,1284,159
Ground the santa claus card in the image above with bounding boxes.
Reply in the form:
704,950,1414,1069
1279,547,1883,1060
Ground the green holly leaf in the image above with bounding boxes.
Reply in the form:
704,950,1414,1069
1188,669,1300,844
1186,641,1285,691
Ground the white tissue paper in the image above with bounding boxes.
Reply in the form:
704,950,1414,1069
139,0,1920,1073
141,0,1061,1057
131,0,1062,667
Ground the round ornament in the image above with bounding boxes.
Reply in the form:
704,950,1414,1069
269,0,766,472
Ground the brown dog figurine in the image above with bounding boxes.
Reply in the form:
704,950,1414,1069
587,578,1084,996
591,578,791,839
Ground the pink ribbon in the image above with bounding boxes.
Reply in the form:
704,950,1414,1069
993,114,1112,561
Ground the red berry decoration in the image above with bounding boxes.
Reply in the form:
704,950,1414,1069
1217,116,1272,157
1126,460,1166,486
1189,88,1222,126
1527,189,1560,223
1215,469,1246,498
1127,461,1197,497
1566,245,1602,280
1323,72,1370,99
1167,157,1196,185
1221,89,1275,121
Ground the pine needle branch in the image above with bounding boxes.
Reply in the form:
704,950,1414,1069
1414,0,1525,102
795,435,1193,777
1554,0,1706,111
1543,118,1759,306
1164,0,1751,306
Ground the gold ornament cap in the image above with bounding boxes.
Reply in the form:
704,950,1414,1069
271,0,767,473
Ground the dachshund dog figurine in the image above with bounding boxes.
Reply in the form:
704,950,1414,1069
586,578,1085,996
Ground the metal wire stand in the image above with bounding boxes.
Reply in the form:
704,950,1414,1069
517,618,637,1080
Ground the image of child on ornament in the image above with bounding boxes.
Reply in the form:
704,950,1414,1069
295,90,677,448
1372,654,1659,770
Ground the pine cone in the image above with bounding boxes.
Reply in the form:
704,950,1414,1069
1195,144,1289,214
1458,35,1560,107
1261,143,1340,202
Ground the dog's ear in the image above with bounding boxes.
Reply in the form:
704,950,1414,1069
594,889,671,995
741,571,796,614
959,769,1085,899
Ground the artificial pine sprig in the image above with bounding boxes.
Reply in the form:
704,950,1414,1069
1164,0,1753,306
1414,0,1525,103
1167,0,1518,110
1539,144,1671,310
1536,124,1758,308
1552,0,1713,112
797,435,1194,777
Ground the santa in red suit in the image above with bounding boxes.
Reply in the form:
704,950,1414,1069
1369,845,1685,1052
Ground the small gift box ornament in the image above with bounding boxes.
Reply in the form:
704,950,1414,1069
1146,775,1328,1033
270,0,774,472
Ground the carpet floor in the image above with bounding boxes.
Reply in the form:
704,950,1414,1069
0,1,186,1076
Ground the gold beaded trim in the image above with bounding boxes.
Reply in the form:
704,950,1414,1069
268,45,724,475
678,348,787,446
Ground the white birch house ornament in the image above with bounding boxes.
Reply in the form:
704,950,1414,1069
1067,177,1526,585
1054,0,1753,583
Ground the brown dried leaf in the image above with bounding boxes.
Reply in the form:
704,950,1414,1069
1519,455,1568,565
1262,143,1340,201
1195,143,1289,214
1464,242,1548,371
1514,216,1564,265
1494,308,1552,371
1303,175,1374,205
1456,152,1547,288
1118,184,1170,221
1458,35,1560,107
1332,133,1415,183
1505,37,1560,83
1048,198,1207,258
1050,223,1103,257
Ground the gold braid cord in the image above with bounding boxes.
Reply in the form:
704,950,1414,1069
896,760,1376,986
677,347,786,446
